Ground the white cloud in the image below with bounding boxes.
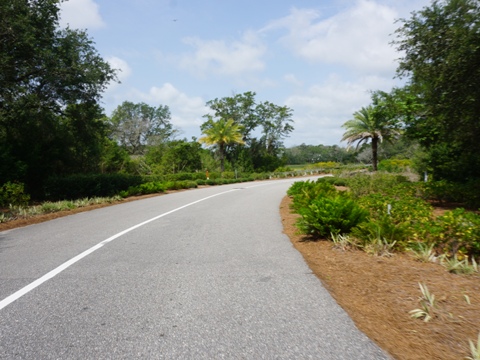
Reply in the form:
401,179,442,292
284,73,397,146
59,0,105,29
263,1,399,75
137,83,208,132
179,30,266,78
106,57,132,82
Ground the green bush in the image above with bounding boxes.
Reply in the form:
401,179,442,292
120,181,167,197
435,208,480,259
345,172,409,198
296,194,369,239
351,215,410,247
378,159,412,173
422,179,480,209
0,182,30,207
288,180,338,211
45,174,143,200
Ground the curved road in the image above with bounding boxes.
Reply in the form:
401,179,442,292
0,178,390,359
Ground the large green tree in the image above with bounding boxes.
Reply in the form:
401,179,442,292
0,0,117,196
342,105,401,171
203,92,294,171
199,118,245,172
394,0,480,181
109,101,174,155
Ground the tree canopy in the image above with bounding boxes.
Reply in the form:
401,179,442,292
202,92,294,172
199,117,245,172
342,103,401,171
0,0,117,196
394,0,480,181
109,101,174,155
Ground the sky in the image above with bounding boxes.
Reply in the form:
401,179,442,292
58,0,432,147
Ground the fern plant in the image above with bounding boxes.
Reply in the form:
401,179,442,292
297,194,368,239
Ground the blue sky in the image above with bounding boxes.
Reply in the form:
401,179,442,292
59,0,431,147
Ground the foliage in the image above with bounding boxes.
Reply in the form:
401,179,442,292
146,140,202,175
408,243,439,263
378,159,412,173
351,215,408,248
344,172,410,198
362,237,397,257
331,233,359,251
0,0,116,197
44,174,143,200
435,209,480,259
410,283,437,322
287,179,338,211
199,117,245,172
296,194,369,239
466,333,480,360
284,144,356,165
0,196,122,224
422,180,480,209
0,182,30,207
440,256,478,275
394,0,480,182
342,104,402,171
203,92,294,172
109,101,174,155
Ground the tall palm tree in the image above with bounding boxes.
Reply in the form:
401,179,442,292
199,118,245,172
341,106,401,171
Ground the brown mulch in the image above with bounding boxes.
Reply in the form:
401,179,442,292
280,195,480,360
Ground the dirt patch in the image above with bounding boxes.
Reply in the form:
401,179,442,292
280,195,480,360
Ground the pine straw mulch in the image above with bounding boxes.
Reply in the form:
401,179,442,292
280,195,480,360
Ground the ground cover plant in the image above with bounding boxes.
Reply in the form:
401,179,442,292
289,173,480,263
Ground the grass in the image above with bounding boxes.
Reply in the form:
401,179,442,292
0,196,122,223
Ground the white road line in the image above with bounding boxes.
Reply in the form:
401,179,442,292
0,189,240,311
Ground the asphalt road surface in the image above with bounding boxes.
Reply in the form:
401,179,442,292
0,178,390,359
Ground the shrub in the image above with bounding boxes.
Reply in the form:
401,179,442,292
378,159,412,173
435,208,480,259
45,174,143,200
296,194,369,239
345,172,409,198
288,180,338,211
0,182,30,207
351,215,410,248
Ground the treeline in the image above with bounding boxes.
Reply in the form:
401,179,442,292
0,2,294,201
341,0,480,185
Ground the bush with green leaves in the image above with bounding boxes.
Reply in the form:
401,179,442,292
45,174,143,200
378,159,412,173
422,179,480,209
0,182,30,207
345,172,409,198
288,179,338,211
351,215,409,249
296,194,369,239
434,208,480,259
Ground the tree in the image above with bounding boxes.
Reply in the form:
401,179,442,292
199,118,245,172
0,0,117,196
109,101,174,155
341,106,401,171
145,139,202,174
203,92,294,171
394,0,480,181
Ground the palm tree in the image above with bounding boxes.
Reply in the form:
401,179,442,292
341,106,401,171
199,118,245,172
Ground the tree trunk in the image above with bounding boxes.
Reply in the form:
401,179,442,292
219,143,225,172
371,137,378,171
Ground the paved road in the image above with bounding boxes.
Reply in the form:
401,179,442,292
0,179,390,359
